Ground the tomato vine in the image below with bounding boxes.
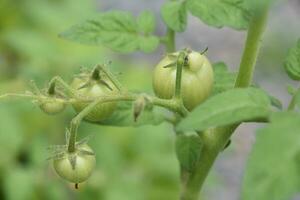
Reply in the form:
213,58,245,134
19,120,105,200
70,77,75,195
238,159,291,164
3,1,298,199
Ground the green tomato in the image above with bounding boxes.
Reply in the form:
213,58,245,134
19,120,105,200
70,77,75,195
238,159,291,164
152,51,214,111
70,76,118,122
39,98,66,115
53,144,96,184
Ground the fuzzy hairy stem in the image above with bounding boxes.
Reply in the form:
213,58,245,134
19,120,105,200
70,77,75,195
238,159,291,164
29,80,41,95
174,51,186,99
0,93,41,100
67,92,188,152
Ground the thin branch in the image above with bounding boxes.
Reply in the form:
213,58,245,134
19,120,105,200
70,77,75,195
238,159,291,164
0,93,38,100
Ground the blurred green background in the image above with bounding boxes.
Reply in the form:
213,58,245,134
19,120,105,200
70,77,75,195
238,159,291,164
0,0,182,199
0,0,300,200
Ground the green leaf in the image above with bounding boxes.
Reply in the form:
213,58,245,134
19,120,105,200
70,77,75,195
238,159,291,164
242,112,300,200
60,11,160,53
252,83,282,110
0,104,23,168
137,11,156,34
176,88,271,132
95,101,165,127
175,134,202,172
244,0,273,14
161,1,187,32
138,35,160,53
211,63,280,111
212,62,236,95
187,0,251,30
284,39,300,80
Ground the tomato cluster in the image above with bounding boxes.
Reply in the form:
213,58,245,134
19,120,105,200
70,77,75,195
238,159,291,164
44,49,214,186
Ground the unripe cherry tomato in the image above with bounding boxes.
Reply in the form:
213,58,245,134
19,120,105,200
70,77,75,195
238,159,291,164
39,98,66,115
53,144,96,184
70,76,118,122
152,51,214,111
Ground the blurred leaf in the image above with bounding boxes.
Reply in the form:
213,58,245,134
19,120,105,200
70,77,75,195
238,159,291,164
60,11,160,53
161,1,187,32
137,11,156,34
187,0,251,30
242,112,300,200
284,39,300,80
176,88,271,132
175,134,202,172
138,36,160,53
244,0,274,14
212,62,236,95
41,181,69,200
0,104,23,167
88,123,179,200
287,85,297,96
4,168,35,200
96,101,165,127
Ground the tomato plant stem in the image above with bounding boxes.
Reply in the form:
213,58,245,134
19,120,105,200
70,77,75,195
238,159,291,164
235,8,270,88
181,6,270,200
288,97,297,111
165,28,175,52
181,126,237,200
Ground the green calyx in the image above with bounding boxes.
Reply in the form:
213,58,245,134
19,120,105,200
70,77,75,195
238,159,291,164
76,66,113,91
163,49,190,69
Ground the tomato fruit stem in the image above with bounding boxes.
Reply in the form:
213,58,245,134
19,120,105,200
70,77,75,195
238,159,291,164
67,92,188,152
174,50,189,99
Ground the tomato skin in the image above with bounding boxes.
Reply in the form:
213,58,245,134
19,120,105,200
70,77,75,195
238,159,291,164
39,98,66,115
152,51,214,111
53,144,96,183
70,76,118,122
